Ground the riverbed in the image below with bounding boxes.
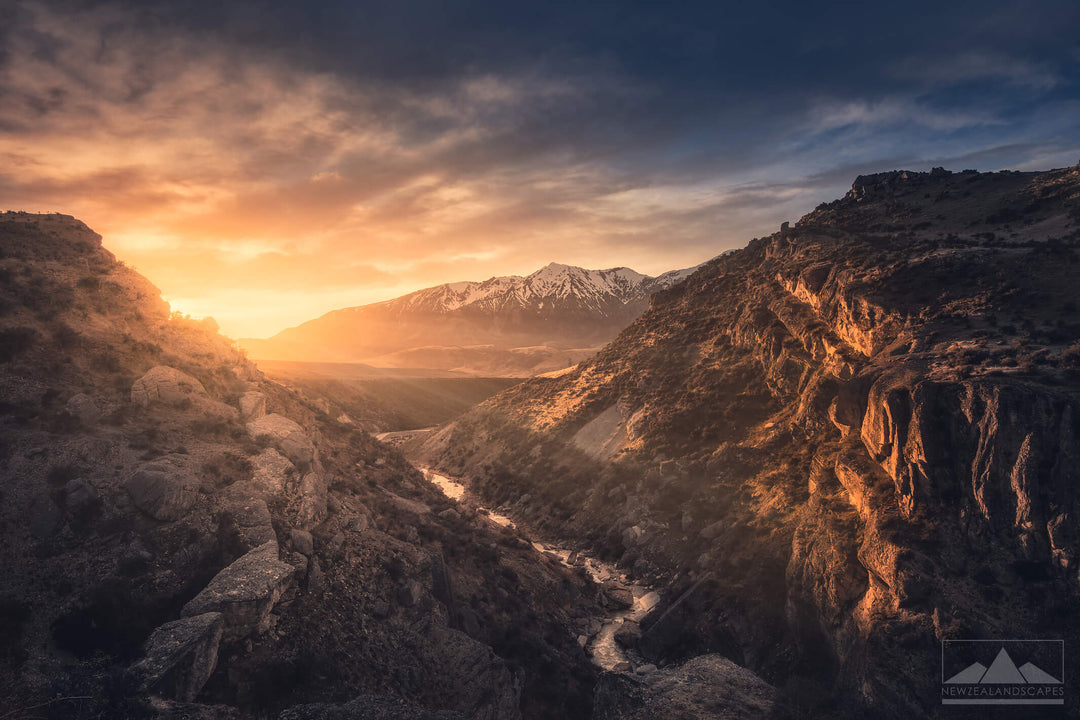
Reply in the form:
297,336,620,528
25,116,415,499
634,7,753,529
421,467,659,672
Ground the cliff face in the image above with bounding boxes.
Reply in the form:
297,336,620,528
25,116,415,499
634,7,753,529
418,166,1080,717
0,213,599,719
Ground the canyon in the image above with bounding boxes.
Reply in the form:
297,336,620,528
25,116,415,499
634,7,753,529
415,166,1080,718
2,163,1080,718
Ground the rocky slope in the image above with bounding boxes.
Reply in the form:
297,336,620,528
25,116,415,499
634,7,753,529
416,166,1080,718
239,263,697,375
251,361,521,434
0,212,603,719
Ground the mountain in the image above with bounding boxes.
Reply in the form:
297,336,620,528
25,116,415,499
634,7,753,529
415,166,1080,718
239,263,699,375
0,212,603,718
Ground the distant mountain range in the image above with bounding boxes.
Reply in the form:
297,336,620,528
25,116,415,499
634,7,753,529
239,262,699,375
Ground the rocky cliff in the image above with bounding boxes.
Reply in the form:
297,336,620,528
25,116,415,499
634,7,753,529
0,213,600,719
417,166,1080,717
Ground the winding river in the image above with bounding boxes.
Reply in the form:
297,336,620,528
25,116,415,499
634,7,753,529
421,467,659,672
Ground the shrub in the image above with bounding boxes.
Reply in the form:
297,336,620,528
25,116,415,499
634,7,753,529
1062,341,1080,368
52,322,81,349
0,327,37,362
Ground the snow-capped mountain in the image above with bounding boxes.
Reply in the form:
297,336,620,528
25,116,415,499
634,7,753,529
239,262,699,374
378,263,692,317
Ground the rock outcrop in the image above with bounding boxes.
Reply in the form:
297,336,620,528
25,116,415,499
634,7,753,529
593,654,775,720
124,457,201,521
251,447,295,495
132,365,238,419
130,612,224,702
418,166,1080,718
0,211,599,720
182,541,295,640
247,413,315,466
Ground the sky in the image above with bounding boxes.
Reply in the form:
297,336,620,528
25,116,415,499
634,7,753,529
2,1,1079,338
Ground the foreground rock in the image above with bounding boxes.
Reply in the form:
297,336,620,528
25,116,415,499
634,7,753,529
247,413,315,466
182,541,294,640
130,612,224,702
131,366,209,407
219,484,277,551
132,365,238,419
124,457,200,521
593,655,775,720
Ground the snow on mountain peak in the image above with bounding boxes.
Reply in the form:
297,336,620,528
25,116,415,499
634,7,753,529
383,261,696,316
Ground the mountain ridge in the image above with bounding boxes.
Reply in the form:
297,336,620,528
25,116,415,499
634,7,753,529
238,262,700,373
414,164,1080,718
0,211,603,718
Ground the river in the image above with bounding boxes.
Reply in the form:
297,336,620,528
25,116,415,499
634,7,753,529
420,467,659,672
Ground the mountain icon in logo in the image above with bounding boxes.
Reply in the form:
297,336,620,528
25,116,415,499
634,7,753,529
945,648,1061,685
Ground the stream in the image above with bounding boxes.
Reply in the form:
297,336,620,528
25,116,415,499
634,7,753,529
420,467,660,672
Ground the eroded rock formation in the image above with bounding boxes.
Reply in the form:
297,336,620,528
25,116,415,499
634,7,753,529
418,166,1080,718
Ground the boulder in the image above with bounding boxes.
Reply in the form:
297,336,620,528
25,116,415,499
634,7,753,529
638,591,661,612
297,472,327,530
220,484,277,551
182,541,295,640
125,458,199,521
130,612,223,702
131,366,238,420
614,620,641,649
132,366,208,407
603,582,634,610
239,391,267,421
289,529,314,556
63,478,101,520
251,448,294,496
593,654,775,720
247,414,314,466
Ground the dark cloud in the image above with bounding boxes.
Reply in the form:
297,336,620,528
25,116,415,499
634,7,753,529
3,0,1080,336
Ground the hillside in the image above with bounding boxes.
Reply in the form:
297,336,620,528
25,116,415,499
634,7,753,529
255,360,521,433
0,213,603,719
416,166,1080,717
239,263,697,375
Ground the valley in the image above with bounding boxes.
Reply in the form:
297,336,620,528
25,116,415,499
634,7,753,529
254,360,522,433
2,164,1080,719
419,466,660,674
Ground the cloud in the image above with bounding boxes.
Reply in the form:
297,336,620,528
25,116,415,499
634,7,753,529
808,97,1002,134
2,0,1079,337
892,52,1063,91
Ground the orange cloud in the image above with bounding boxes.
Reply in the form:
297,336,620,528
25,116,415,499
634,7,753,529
0,2,764,338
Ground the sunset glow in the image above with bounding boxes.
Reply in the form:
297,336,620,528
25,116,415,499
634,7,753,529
3,1,1079,337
